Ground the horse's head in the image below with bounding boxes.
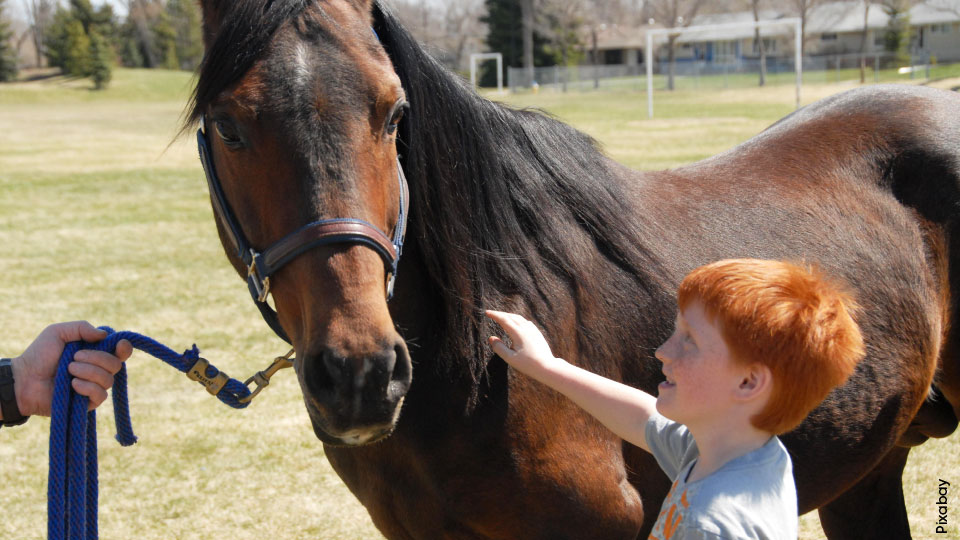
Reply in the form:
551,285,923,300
190,0,411,446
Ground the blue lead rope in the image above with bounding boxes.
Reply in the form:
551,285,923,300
48,328,252,540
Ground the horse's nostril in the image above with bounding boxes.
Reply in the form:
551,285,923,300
387,342,412,401
321,350,348,387
391,343,411,383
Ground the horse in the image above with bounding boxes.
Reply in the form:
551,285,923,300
185,1,960,537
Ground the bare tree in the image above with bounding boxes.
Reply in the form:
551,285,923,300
580,1,633,88
394,0,486,71
23,0,53,67
521,0,533,84
646,0,707,90
443,0,487,70
751,0,767,86
859,0,871,83
126,0,158,67
784,0,823,56
534,0,587,90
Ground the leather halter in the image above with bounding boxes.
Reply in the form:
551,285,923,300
196,123,409,344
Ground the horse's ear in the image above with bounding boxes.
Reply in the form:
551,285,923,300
195,0,227,48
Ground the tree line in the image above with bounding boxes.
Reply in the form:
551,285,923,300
0,0,932,88
1,0,202,87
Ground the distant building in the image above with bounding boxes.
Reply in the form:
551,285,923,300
590,0,960,67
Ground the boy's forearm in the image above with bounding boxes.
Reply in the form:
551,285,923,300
522,359,657,451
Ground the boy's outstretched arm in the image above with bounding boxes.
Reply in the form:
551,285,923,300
485,310,657,452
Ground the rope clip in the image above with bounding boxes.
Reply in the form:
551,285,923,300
186,357,230,396
238,349,295,404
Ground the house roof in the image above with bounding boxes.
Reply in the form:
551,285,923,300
911,0,960,25
674,11,795,43
593,23,652,50
805,2,890,34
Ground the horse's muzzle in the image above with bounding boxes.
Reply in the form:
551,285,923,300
297,340,411,446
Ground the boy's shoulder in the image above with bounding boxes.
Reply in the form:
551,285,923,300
645,413,700,478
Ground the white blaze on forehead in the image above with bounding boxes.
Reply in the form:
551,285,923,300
291,42,312,88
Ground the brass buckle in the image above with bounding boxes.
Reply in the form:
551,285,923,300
248,248,271,303
238,349,295,404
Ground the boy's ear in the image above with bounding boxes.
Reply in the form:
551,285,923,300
735,363,772,401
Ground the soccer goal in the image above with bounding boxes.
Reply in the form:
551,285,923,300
645,18,802,118
470,52,504,92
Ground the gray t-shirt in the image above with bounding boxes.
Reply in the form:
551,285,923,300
645,414,797,540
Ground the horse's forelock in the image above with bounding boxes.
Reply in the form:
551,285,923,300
184,0,311,133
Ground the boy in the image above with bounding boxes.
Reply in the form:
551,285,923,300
486,259,864,539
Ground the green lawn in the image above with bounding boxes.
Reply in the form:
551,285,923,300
1,68,957,539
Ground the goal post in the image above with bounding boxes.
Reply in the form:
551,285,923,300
470,53,504,92
645,18,802,118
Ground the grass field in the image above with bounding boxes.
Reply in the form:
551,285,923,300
1,68,958,539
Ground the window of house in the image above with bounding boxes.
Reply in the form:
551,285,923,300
931,23,951,33
715,41,736,63
604,49,623,65
821,33,838,41
753,37,777,53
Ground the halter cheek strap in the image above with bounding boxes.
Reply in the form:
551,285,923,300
197,124,409,344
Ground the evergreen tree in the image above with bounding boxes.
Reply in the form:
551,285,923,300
45,6,74,69
69,0,95,33
482,0,556,86
151,11,178,69
62,17,92,76
117,21,145,67
89,28,111,89
483,0,555,68
0,0,18,82
44,0,113,88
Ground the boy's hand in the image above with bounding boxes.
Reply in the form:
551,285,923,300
485,310,562,375
11,322,132,417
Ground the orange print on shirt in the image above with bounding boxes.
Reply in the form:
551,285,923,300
648,483,687,540
662,501,684,539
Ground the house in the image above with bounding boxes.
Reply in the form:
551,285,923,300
590,0,960,67
909,0,960,60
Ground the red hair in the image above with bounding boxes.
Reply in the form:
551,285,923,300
677,259,865,434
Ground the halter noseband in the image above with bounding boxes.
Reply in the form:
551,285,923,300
196,123,409,344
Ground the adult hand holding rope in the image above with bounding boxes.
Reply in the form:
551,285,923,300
0,322,131,428
4,322,286,539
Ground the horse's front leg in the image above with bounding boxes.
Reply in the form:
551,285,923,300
817,445,911,539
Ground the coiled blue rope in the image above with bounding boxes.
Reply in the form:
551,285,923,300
48,328,252,540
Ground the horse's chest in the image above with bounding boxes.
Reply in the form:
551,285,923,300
324,399,647,539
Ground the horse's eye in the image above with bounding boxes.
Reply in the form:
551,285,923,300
214,119,243,146
386,101,408,136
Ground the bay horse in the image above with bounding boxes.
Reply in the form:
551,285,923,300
186,0,960,537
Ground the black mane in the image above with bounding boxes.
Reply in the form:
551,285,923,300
372,2,669,401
